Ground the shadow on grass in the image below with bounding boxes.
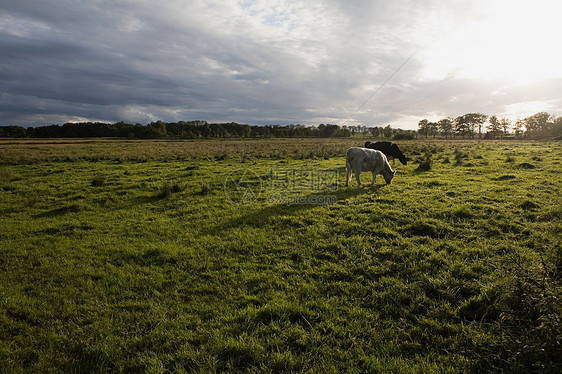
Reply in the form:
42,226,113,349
34,203,84,218
33,192,173,219
207,183,385,234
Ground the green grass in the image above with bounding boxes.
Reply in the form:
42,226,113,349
1,139,561,372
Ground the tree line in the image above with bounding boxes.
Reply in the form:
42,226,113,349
0,111,559,139
0,121,416,139
418,112,561,139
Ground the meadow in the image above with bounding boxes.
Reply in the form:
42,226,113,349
1,138,561,373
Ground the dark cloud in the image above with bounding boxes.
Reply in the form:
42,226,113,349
1,0,560,128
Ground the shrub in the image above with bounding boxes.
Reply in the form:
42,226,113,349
200,183,212,195
454,150,468,166
518,162,535,169
520,200,539,210
416,155,432,171
91,174,106,187
496,175,516,181
215,153,228,161
393,133,415,140
158,182,185,198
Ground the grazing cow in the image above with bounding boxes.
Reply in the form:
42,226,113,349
346,147,395,186
364,141,407,165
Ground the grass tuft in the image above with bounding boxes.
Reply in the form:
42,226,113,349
518,162,535,169
158,182,185,198
496,175,516,181
520,200,540,210
199,183,212,195
90,174,106,187
416,155,432,171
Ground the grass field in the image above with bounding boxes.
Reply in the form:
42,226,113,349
1,138,561,372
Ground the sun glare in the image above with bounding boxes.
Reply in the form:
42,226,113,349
420,0,562,85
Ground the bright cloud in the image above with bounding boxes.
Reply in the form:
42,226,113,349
0,0,560,129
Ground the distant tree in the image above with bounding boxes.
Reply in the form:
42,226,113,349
317,123,342,137
553,116,562,137
241,124,251,138
524,112,552,138
427,121,439,139
114,121,135,137
438,118,454,139
383,124,393,138
500,117,512,137
471,113,488,139
29,124,64,138
393,130,415,140
455,113,487,139
146,121,167,138
454,116,470,138
514,119,525,138
418,119,429,138
0,126,27,137
201,123,212,137
486,115,502,139
370,126,382,138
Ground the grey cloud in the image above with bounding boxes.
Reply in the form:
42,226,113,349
1,0,560,128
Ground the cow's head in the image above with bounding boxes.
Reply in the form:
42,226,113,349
384,170,396,184
398,154,407,165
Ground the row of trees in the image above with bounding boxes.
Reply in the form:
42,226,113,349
0,121,421,140
418,112,561,139
1,112,559,139
0,121,357,139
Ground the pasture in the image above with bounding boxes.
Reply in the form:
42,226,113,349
1,138,561,372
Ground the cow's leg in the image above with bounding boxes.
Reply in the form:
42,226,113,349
345,164,351,187
353,162,362,186
372,172,377,184
355,171,361,186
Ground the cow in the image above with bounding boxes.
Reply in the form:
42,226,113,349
364,141,407,165
346,147,395,187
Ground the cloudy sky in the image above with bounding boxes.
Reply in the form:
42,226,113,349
1,0,561,130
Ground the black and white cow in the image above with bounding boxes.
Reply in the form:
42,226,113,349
364,141,407,165
346,147,395,186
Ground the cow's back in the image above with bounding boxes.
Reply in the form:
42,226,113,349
365,141,392,153
365,141,407,165
346,147,364,166
347,147,385,171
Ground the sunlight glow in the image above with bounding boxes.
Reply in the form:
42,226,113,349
419,0,562,85
503,100,557,119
